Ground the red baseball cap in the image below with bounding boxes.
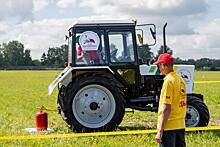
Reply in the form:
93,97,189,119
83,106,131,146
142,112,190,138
153,53,174,65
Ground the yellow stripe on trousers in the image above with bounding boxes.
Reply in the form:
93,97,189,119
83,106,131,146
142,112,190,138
0,126,220,141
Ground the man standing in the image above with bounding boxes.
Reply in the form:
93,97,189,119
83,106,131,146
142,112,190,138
154,53,187,147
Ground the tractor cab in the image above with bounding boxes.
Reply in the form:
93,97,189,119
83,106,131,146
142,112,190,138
66,20,156,86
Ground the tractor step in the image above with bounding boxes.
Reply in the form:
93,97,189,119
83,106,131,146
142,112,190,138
128,96,156,104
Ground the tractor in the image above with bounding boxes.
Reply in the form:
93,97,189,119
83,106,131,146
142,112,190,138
48,20,209,132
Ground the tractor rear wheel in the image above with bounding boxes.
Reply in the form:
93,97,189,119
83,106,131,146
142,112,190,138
63,74,125,132
186,95,209,127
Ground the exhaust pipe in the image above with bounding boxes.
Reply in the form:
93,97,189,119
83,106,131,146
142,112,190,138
163,23,167,53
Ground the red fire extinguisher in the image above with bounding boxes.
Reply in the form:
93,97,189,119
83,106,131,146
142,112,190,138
36,111,48,131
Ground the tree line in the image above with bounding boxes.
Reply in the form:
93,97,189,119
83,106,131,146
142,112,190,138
0,40,219,70
0,41,32,66
0,41,68,67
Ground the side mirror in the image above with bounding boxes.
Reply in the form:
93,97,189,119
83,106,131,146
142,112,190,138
65,31,73,41
65,35,68,41
150,28,156,40
136,24,156,46
69,32,72,37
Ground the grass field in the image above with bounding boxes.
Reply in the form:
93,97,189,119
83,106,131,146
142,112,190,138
0,70,219,146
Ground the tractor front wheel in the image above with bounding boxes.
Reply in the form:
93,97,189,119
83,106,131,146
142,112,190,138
63,75,125,132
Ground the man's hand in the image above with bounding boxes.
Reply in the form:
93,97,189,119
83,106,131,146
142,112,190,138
155,131,163,143
156,104,171,143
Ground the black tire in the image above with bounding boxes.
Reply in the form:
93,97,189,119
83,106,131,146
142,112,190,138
62,74,125,132
57,85,68,121
58,85,65,110
186,95,210,127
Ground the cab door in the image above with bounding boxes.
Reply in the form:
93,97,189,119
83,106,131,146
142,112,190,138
106,28,140,86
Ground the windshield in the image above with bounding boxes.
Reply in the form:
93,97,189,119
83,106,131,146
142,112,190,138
75,30,106,65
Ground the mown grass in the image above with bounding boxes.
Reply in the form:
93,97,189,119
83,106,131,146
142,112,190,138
0,70,219,146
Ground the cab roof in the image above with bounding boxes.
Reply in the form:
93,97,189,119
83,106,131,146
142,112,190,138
70,20,136,28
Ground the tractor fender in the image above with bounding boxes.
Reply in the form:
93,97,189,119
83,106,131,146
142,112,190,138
48,66,115,95
187,93,204,101
48,67,73,95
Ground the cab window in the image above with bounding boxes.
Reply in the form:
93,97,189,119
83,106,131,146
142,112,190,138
108,31,135,63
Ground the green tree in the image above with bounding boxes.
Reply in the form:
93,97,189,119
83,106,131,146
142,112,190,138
0,41,34,66
137,44,154,64
32,59,41,66
3,41,25,66
2,41,33,66
174,57,184,64
40,52,47,65
41,44,68,67
0,45,4,66
155,45,173,60
46,47,57,65
196,58,213,70
23,49,32,65
61,44,68,63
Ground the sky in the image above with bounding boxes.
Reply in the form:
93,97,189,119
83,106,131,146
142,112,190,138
0,0,220,60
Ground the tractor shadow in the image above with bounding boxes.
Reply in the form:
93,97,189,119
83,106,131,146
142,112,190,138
118,125,156,131
118,120,157,131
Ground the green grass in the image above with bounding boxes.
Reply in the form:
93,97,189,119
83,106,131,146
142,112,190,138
0,70,220,146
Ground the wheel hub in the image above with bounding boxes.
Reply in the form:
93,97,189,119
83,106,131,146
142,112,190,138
90,102,99,110
186,105,200,127
186,113,191,119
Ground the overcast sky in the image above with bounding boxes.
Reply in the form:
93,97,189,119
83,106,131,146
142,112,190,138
0,0,220,59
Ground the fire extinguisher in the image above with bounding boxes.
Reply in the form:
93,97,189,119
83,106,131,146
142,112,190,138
36,111,48,131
